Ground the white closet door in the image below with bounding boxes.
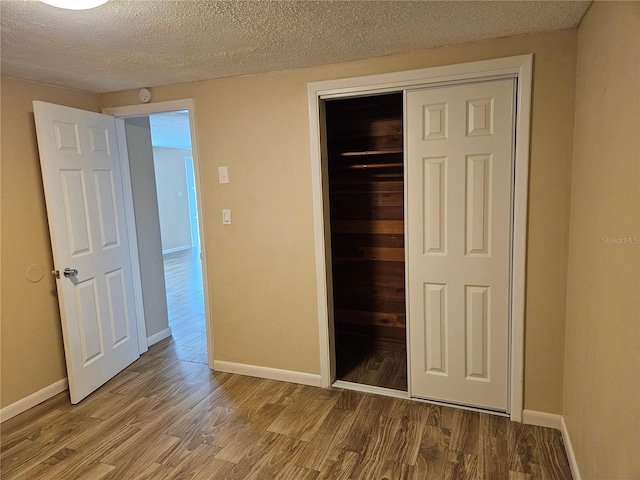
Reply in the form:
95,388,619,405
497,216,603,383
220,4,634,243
406,79,514,411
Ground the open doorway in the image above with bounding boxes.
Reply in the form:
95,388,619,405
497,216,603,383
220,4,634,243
109,99,211,367
148,111,207,364
325,93,407,392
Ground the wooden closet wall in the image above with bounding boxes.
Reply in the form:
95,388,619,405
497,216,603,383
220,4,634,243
326,93,406,352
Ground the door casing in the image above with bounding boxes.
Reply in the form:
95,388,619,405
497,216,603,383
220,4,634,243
307,55,532,422
104,99,214,368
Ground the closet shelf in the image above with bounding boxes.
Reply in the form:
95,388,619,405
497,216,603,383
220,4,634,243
333,162,403,170
336,149,403,157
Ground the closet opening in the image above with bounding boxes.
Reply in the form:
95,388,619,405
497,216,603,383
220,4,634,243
325,92,407,392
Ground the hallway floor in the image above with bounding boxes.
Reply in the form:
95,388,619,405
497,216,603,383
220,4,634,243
160,247,207,365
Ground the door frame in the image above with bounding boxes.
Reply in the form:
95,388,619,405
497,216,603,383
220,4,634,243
103,99,214,368
307,54,532,422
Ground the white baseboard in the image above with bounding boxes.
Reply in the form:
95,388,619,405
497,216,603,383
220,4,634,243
162,245,191,255
522,409,563,429
523,410,581,479
147,327,172,346
561,416,582,480
213,360,322,387
0,378,68,423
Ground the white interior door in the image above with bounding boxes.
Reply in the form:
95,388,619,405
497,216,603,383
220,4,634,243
34,101,140,404
406,79,515,411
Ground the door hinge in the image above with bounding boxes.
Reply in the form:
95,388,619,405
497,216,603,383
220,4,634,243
52,270,60,279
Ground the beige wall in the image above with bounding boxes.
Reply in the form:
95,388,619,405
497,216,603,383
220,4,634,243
564,3,640,478
124,117,169,340
152,147,193,252
102,29,577,413
0,77,100,408
2,14,638,475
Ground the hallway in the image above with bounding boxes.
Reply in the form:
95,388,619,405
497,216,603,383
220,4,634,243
151,247,207,365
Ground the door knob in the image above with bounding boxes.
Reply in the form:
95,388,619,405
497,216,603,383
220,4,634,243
63,268,78,278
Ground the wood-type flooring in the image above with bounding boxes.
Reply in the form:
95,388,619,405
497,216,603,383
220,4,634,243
1,341,572,479
1,249,572,479
162,247,207,365
336,344,408,392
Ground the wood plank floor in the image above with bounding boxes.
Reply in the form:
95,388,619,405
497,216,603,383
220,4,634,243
162,247,207,365
1,345,572,479
336,344,408,392
1,248,572,478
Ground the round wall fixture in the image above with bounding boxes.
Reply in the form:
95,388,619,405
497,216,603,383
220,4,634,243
26,264,45,283
139,88,152,103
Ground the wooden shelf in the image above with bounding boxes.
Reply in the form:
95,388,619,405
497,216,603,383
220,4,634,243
333,162,403,170
337,149,403,157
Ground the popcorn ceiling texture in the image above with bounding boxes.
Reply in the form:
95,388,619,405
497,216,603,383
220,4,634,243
1,0,590,93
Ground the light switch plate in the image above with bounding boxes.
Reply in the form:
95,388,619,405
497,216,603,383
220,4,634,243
222,209,231,225
218,166,229,184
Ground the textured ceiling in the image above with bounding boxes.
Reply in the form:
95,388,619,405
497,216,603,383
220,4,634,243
1,0,591,94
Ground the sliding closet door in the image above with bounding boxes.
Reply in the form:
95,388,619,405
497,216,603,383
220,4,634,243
406,79,514,411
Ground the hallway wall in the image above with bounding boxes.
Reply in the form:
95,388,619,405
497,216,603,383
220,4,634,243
152,147,193,253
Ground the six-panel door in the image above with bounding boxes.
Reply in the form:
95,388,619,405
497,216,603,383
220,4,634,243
34,101,140,404
406,79,515,411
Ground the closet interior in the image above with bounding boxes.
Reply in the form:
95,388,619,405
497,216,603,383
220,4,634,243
325,93,407,391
